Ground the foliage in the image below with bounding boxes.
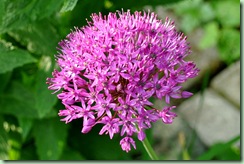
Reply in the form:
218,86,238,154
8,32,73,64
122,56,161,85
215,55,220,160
167,0,240,65
197,136,240,160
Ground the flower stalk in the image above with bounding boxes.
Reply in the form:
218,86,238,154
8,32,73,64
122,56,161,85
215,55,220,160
142,135,159,160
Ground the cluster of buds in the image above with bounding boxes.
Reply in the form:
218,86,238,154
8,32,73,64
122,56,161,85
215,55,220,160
47,10,199,152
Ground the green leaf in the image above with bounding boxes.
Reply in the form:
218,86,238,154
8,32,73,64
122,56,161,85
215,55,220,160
26,56,58,119
0,1,4,25
0,116,9,160
33,118,68,160
68,122,132,160
180,14,200,33
0,0,64,33
60,0,78,12
216,146,240,160
199,3,215,22
0,49,58,119
29,0,64,19
8,136,21,160
0,41,36,74
0,73,57,119
0,95,38,118
218,28,240,65
17,117,33,141
170,0,202,15
110,0,184,10
59,146,86,160
0,71,12,93
42,108,58,118
197,135,240,160
0,79,57,119
211,0,240,27
68,0,105,28
79,134,131,160
168,0,216,33
1,115,22,160
8,19,60,57
33,69,57,118
198,22,219,49
19,142,39,160
169,0,203,33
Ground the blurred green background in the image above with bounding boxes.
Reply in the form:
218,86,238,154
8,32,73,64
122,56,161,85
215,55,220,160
0,0,240,160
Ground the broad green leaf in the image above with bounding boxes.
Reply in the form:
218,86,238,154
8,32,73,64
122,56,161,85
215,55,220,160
27,56,57,118
1,115,22,160
168,0,215,33
33,118,68,160
43,108,58,118
0,0,64,33
59,146,86,160
0,74,57,119
67,120,155,160
199,3,215,22
216,146,240,160
0,71,12,93
211,0,240,27
0,1,4,24
0,95,38,118
0,42,36,74
19,142,39,160
33,69,57,118
6,82,35,105
78,135,132,160
68,122,132,160
0,81,38,118
170,0,202,15
29,0,64,19
0,116,9,160
17,117,33,141
168,0,203,33
8,19,60,57
198,22,219,49
0,80,57,119
180,14,200,33
60,0,78,12
68,0,105,27
110,0,184,10
197,135,240,160
218,28,240,65
8,137,21,160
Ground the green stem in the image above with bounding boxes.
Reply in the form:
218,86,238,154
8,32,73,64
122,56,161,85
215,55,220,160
142,136,159,160
134,119,159,160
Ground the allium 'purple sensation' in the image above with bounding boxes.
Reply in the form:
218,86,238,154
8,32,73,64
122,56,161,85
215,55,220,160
47,10,199,152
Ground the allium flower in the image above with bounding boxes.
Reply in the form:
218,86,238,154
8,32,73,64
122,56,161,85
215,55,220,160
47,10,199,152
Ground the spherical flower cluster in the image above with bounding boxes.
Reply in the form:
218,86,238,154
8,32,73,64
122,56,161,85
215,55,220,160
47,10,199,152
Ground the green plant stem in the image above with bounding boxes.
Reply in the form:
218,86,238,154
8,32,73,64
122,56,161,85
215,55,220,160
142,136,159,160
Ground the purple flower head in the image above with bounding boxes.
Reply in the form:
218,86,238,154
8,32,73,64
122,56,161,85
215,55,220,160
159,106,177,124
120,137,136,153
47,10,199,152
